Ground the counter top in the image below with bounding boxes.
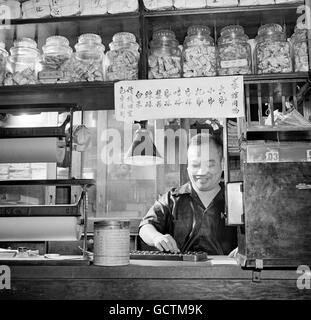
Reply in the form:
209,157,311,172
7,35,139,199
1,257,310,300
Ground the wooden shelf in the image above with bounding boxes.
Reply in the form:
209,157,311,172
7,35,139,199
247,126,311,132
0,73,309,112
144,2,303,40
143,2,303,17
9,12,140,26
243,72,310,84
0,179,95,186
0,81,115,112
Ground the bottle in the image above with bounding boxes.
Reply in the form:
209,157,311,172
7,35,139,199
291,27,309,72
4,38,41,86
148,29,182,79
217,25,252,76
255,23,292,74
106,32,140,81
70,33,105,82
40,35,73,83
0,42,8,86
182,25,217,78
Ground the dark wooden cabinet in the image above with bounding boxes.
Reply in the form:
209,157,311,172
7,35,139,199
239,162,311,267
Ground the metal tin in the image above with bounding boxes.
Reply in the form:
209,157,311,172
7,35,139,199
93,219,130,266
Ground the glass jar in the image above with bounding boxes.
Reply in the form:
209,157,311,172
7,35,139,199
217,25,252,76
69,34,105,82
4,38,40,86
255,23,292,74
182,25,217,78
291,27,309,72
40,36,73,84
148,30,182,79
0,42,8,86
106,32,140,81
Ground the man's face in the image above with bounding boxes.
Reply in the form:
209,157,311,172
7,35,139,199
187,142,223,192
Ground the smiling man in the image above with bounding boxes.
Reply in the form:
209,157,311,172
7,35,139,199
139,133,237,255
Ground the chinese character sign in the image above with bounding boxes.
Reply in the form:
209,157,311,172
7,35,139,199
115,76,244,122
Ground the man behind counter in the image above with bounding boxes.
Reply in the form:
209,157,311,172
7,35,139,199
139,133,237,255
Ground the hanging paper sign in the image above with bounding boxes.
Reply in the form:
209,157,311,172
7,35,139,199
115,76,244,122
0,4,11,30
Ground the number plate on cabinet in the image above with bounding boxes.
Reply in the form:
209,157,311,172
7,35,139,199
246,142,311,163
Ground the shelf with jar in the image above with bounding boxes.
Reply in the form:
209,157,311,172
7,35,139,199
0,0,309,112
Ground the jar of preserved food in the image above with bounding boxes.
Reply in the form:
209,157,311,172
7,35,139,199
255,23,292,74
40,36,73,83
291,27,309,72
106,32,140,81
182,25,217,78
217,25,252,75
0,42,8,86
4,38,40,86
148,30,182,79
69,34,105,82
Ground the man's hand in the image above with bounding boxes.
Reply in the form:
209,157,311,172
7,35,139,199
152,234,180,253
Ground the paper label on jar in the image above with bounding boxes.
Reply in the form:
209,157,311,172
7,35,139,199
94,228,130,257
221,59,248,69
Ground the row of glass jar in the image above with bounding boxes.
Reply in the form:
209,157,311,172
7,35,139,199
148,24,309,79
0,32,140,86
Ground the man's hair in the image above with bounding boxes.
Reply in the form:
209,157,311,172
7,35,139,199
188,133,223,159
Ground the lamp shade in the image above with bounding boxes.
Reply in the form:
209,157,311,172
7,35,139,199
124,122,164,166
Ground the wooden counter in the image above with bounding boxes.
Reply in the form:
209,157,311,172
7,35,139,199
1,257,311,300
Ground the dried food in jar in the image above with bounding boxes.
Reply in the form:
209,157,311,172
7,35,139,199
174,0,206,9
182,25,217,78
107,0,138,14
65,58,104,82
69,34,105,82
22,0,51,18
255,24,292,74
40,36,73,83
143,0,173,10
291,27,309,72
4,68,37,85
49,0,80,17
80,0,107,15
148,55,181,78
148,30,182,79
217,25,252,75
0,0,21,19
4,38,40,85
106,32,140,81
206,0,238,6
239,0,274,5
0,42,8,86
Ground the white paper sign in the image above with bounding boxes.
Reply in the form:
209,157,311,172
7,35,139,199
115,76,244,122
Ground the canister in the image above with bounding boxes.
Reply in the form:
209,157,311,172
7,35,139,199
93,219,130,266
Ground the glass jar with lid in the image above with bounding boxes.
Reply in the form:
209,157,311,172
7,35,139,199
39,36,73,84
217,25,252,76
106,32,140,81
0,42,8,86
148,30,182,79
4,38,40,86
182,25,217,78
69,34,105,82
255,23,292,74
291,27,309,72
